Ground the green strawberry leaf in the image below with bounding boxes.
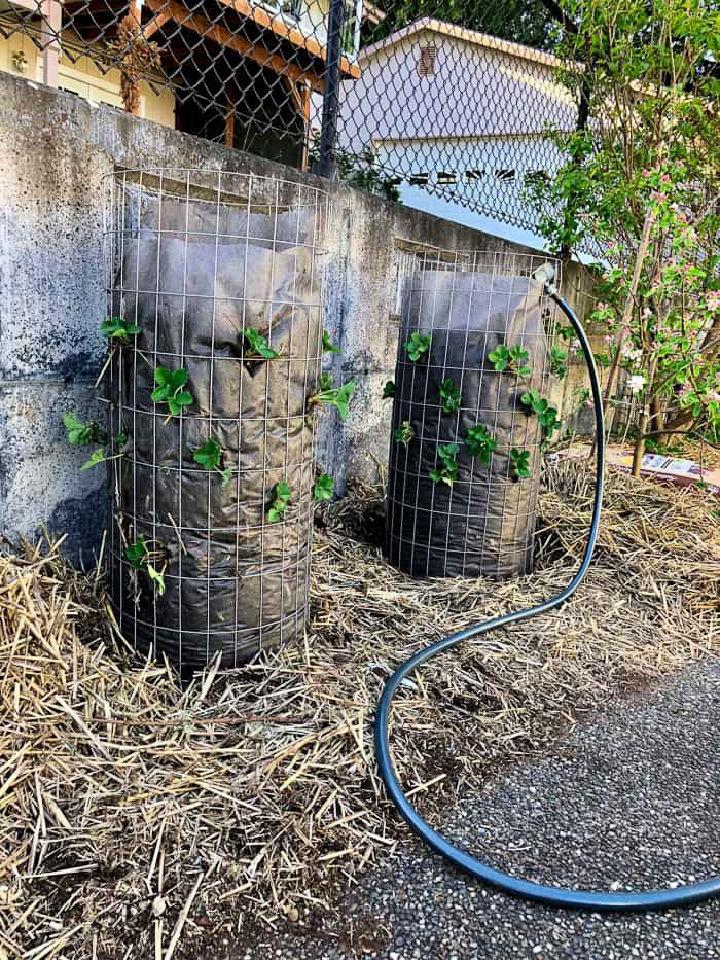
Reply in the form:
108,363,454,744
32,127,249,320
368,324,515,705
80,448,107,470
313,473,334,501
124,537,148,569
322,329,341,354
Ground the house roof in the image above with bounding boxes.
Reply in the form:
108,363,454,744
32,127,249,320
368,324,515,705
359,17,565,71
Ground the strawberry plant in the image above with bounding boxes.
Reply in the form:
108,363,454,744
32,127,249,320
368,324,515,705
125,537,148,569
488,343,532,378
151,366,193,420
393,421,414,447
465,424,496,465
124,536,166,595
549,345,568,379
309,380,356,422
439,378,461,414
520,388,562,443
64,412,105,446
382,380,395,399
313,473,334,501
193,437,232,487
243,327,279,360
509,448,531,480
430,442,459,487
81,449,108,471
405,331,431,362
267,481,292,524
322,329,341,354
101,316,141,342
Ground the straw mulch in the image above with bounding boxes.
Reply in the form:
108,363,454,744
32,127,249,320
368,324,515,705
1,461,718,959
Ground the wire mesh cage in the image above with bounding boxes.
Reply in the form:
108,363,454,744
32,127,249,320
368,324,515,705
103,168,328,677
386,249,561,580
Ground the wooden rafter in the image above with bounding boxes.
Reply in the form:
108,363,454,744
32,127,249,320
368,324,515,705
214,0,361,79
144,0,327,92
142,7,172,38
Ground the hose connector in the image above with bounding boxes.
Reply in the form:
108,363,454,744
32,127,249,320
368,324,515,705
533,262,557,296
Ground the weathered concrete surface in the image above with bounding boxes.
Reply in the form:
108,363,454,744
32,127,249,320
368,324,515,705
0,69,593,557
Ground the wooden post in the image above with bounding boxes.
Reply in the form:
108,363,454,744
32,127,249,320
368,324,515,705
224,105,236,148
284,77,313,171
298,82,312,172
41,0,62,88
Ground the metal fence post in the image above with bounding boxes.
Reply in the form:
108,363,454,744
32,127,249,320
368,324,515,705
315,0,345,179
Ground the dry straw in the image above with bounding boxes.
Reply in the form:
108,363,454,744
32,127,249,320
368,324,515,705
1,461,718,958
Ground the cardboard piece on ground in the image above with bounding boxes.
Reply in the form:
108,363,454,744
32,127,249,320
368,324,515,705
606,447,720,495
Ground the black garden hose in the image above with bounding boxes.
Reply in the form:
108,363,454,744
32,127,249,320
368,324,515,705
374,266,720,911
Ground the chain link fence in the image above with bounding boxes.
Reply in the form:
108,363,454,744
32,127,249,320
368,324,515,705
0,0,580,236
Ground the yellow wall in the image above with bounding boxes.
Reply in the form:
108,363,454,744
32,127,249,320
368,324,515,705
0,31,175,127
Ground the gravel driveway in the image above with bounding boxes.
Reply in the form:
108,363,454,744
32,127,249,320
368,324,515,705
233,662,720,960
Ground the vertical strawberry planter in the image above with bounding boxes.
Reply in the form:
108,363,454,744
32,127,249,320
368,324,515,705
102,169,330,677
386,251,562,579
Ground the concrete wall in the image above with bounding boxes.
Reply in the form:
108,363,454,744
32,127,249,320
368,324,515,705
0,69,593,562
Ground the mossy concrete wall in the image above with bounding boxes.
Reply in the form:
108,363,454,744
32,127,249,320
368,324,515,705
0,70,593,561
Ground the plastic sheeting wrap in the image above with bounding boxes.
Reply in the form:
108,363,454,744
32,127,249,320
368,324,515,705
104,171,327,677
386,267,551,579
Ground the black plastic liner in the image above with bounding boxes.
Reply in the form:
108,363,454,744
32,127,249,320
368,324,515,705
104,171,326,677
386,269,549,579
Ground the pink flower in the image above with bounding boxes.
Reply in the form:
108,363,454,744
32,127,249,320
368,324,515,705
650,191,667,203
660,173,671,184
710,391,720,403
706,292,720,312
679,383,692,398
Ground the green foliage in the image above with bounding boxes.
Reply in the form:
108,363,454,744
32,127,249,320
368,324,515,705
438,378,461,414
80,448,108,471
465,424,497,465
549,346,568,380
322,329,340,354
243,328,279,360
520,388,562,442
310,380,356,422
334,146,402,203
365,0,555,50
430,442,460,487
146,564,166,596
488,343,532,378
193,437,232,487
65,414,126,470
393,420,414,447
313,473,334,502
405,331,431,362
64,412,104,446
100,316,141,341
530,0,720,460
382,380,396,399
124,536,166,595
318,371,334,392
151,367,193,418
267,481,292,524
124,537,148,569
509,448,531,480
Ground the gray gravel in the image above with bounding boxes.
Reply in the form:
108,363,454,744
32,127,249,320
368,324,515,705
234,663,720,960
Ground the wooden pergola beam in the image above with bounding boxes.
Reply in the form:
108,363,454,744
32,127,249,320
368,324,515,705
144,0,327,93
215,0,361,79
142,6,172,38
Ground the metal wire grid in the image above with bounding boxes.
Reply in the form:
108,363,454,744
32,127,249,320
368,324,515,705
2,0,580,231
103,168,328,676
386,248,560,579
